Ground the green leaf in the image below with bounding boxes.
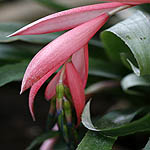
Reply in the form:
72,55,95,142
82,100,142,131
144,138,150,150
26,131,58,150
121,73,150,95
0,60,29,87
89,58,126,79
77,131,117,150
0,23,63,44
82,101,150,136
101,11,150,76
0,42,40,62
85,80,120,96
137,4,150,14
33,0,69,11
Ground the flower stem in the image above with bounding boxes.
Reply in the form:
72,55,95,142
59,57,72,83
59,65,66,83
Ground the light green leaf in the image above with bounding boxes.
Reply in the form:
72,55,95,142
82,101,150,136
77,131,117,150
0,60,29,87
144,138,150,150
82,100,142,132
101,11,150,76
82,100,99,131
121,73,150,95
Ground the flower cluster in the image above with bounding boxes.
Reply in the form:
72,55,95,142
8,0,150,146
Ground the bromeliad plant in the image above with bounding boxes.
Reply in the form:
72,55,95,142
8,1,128,139
3,0,150,149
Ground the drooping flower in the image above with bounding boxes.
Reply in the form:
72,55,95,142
24,13,109,126
8,2,129,127
98,0,150,5
8,2,125,37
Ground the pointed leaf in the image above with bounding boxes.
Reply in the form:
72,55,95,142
66,62,85,126
82,100,100,131
21,13,109,92
8,3,122,36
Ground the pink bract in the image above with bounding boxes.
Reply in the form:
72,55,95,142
8,2,130,125
66,62,85,127
21,13,109,93
8,2,124,36
98,0,150,4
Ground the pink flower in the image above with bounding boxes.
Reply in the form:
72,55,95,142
8,2,127,126
98,0,150,5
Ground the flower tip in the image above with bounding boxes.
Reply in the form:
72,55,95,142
20,80,30,94
20,86,25,95
30,111,36,121
6,34,12,38
6,32,18,38
32,116,36,122
45,95,50,101
20,89,23,95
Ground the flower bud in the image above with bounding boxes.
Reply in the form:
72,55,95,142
63,124,69,143
56,83,64,114
56,83,64,99
57,110,64,128
64,98,72,126
56,98,63,115
64,87,72,100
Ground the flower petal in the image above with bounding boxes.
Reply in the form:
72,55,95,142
8,3,124,37
98,0,150,4
72,44,88,88
28,62,64,120
21,13,109,93
66,62,85,126
45,70,61,101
